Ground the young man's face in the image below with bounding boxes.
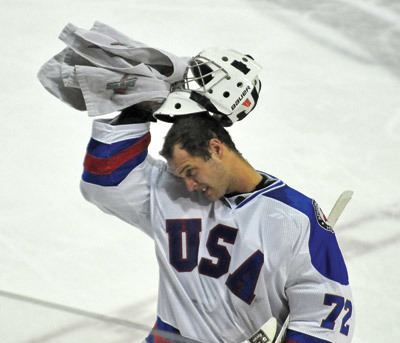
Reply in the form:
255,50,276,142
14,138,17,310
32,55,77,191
168,141,230,201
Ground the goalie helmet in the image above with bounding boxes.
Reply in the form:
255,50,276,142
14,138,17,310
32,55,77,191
153,47,262,126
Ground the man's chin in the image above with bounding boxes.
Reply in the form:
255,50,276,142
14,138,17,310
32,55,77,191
201,188,213,200
204,189,222,202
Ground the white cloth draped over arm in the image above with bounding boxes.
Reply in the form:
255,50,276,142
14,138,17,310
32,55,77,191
37,21,190,117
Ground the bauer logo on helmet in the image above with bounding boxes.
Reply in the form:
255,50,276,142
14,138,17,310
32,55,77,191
231,85,251,111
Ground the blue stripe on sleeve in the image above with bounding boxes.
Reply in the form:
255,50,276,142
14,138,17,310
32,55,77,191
286,329,331,343
82,149,147,186
87,136,143,158
263,185,349,285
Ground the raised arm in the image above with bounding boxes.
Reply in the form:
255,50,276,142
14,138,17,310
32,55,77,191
80,105,165,238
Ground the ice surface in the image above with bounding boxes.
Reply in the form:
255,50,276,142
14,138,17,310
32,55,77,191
1,0,399,342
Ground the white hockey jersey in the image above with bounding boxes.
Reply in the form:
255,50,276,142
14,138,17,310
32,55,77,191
80,120,354,343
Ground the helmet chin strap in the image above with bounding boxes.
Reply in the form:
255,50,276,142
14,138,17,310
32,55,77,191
189,92,235,127
189,92,223,115
156,111,210,123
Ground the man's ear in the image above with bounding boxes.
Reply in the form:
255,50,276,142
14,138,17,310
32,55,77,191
208,138,224,158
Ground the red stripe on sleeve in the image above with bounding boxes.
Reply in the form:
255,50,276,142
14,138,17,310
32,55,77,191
84,133,151,175
153,322,173,343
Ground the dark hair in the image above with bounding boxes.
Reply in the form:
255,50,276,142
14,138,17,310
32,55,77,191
160,113,240,160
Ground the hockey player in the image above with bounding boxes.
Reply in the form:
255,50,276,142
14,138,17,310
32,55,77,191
37,22,354,341
79,49,354,342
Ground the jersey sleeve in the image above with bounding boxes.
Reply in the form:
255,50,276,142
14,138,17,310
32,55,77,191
284,203,354,343
80,119,165,238
264,185,354,343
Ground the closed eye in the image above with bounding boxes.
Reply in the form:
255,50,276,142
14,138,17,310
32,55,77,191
185,168,197,178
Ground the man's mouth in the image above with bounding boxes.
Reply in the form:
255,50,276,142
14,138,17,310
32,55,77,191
199,186,210,196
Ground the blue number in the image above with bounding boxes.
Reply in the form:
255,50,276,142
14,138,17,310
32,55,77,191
225,250,264,304
166,219,201,272
321,294,344,330
321,294,352,336
340,300,352,336
198,224,238,278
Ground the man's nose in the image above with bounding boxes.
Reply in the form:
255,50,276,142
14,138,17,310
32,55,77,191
184,178,198,192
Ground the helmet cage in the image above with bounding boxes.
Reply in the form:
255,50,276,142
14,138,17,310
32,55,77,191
183,56,229,94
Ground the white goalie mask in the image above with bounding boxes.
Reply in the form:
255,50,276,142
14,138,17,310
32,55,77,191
153,48,262,126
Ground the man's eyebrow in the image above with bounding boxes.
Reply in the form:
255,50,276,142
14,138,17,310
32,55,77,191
166,164,189,177
178,165,191,177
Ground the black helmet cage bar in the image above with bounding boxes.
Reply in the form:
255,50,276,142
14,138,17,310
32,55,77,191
171,56,229,95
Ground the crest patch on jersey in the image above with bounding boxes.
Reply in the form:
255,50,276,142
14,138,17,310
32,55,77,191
312,200,334,233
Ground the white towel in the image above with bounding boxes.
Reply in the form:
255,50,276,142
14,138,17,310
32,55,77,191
38,21,190,116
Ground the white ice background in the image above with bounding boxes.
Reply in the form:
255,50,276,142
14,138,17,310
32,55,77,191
1,0,399,342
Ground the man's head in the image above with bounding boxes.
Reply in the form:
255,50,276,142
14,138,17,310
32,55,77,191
160,114,241,200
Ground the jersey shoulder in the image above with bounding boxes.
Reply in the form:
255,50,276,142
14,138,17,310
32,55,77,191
262,183,349,285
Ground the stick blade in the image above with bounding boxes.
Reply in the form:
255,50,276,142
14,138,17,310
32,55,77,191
274,315,290,343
